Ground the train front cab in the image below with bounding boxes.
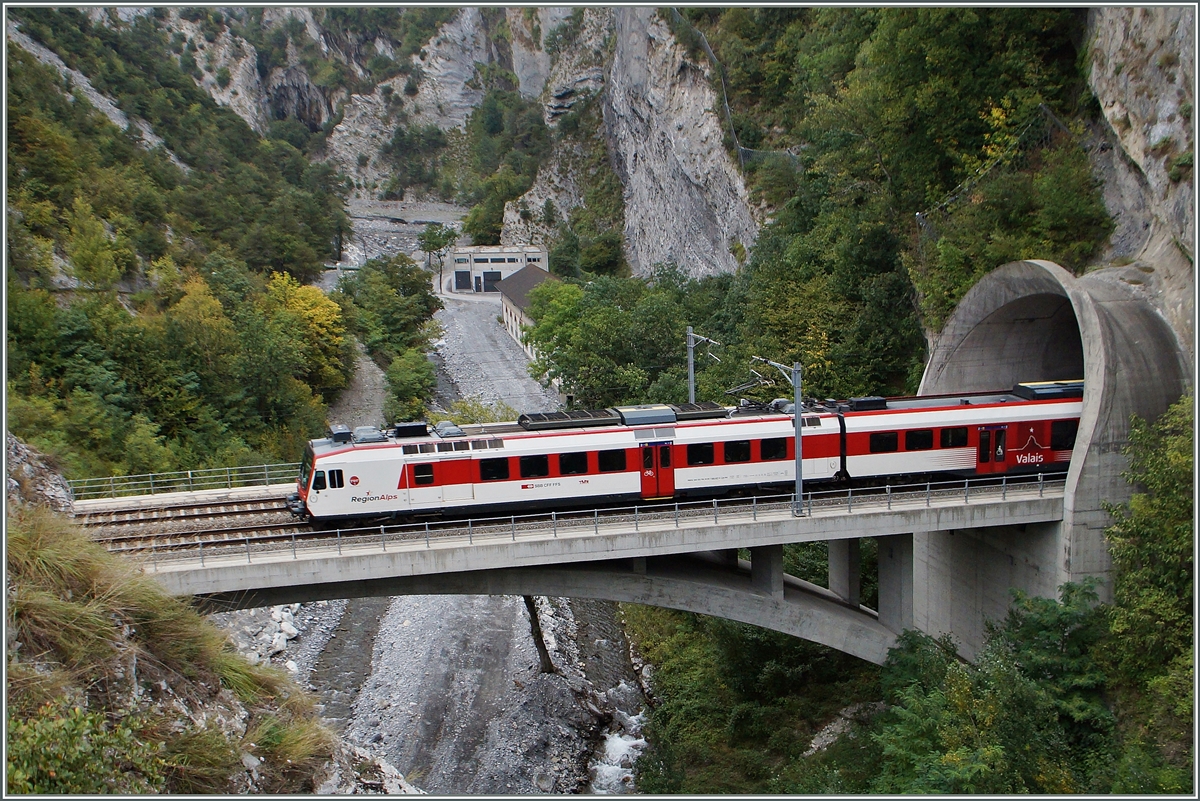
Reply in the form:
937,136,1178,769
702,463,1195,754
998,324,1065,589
976,416,1079,476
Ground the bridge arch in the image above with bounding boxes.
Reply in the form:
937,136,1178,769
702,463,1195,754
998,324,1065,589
197,556,898,664
901,259,1190,655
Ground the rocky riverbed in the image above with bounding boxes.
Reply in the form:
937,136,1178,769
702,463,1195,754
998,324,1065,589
212,246,649,794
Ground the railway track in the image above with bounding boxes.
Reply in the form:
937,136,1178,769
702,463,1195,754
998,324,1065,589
88,474,1059,558
95,520,313,552
78,498,290,527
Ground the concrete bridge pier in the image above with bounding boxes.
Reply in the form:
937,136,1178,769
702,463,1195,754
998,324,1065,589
750,544,784,598
876,534,913,634
828,538,861,607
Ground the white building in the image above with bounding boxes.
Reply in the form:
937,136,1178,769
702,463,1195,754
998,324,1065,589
444,244,548,293
495,265,559,359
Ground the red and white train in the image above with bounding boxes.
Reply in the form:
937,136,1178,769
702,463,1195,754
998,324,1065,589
285,381,1082,523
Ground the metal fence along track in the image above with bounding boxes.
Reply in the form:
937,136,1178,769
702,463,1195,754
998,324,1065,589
69,463,300,500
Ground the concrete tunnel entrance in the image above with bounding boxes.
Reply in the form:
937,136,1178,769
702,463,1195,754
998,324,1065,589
891,259,1190,659
921,262,1086,395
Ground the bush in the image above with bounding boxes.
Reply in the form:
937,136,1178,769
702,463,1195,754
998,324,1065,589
7,701,166,794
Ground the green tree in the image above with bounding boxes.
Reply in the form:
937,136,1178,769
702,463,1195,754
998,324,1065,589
66,198,120,289
334,255,441,368
262,271,352,396
873,627,1079,794
418,222,458,292
992,580,1113,756
383,348,437,423
1100,395,1194,684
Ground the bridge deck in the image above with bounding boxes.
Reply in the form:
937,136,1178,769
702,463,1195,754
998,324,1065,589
136,480,1065,599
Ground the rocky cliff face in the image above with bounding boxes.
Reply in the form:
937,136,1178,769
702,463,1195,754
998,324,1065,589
500,8,612,249
499,7,759,277
1086,7,1194,361
603,8,757,277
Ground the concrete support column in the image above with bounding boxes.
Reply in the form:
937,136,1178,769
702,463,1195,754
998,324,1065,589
750,544,784,599
828,538,861,607
630,556,647,575
876,533,914,633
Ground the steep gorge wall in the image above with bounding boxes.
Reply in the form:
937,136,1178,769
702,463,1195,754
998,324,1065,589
53,8,1189,303
603,8,757,277
501,8,759,277
1086,6,1194,363
500,8,612,248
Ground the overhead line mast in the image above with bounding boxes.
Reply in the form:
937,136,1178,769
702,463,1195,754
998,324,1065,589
754,356,804,516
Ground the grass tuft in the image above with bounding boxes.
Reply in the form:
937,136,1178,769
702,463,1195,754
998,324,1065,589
6,505,336,794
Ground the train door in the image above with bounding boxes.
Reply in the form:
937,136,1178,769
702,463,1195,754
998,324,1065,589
639,443,675,499
406,462,442,509
396,463,411,509
440,458,474,503
976,425,1008,474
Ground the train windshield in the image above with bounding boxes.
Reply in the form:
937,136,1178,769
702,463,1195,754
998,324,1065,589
299,445,315,490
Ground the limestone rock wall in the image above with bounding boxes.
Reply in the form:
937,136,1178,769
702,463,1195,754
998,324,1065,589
1086,6,1195,364
603,8,757,277
501,9,613,248
6,433,74,514
507,8,576,100
165,8,273,134
501,8,759,278
401,8,489,132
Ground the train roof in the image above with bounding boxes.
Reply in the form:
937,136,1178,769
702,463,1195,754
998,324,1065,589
308,381,1082,459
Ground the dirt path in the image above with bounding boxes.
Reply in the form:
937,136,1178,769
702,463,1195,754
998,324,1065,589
326,340,388,430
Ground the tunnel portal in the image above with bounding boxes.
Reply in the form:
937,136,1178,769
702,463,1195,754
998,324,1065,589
900,259,1189,658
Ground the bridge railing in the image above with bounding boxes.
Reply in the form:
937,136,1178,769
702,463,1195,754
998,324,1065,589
70,463,301,500
131,473,1066,570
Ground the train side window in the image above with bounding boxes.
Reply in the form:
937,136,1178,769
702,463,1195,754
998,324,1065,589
979,430,991,463
328,469,345,488
643,448,654,469
724,440,751,463
905,429,934,451
760,438,787,461
940,427,968,448
312,470,326,491
480,458,510,481
413,464,434,485
1050,419,1079,450
559,452,588,475
598,449,626,472
659,445,671,467
519,454,550,478
869,432,899,453
687,443,715,465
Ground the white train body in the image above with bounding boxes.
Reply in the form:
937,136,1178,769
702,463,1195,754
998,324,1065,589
289,383,1083,522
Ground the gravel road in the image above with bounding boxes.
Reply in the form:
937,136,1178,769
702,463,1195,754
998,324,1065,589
431,291,562,416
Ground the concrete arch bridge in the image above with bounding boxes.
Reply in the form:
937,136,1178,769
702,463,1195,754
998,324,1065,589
118,261,1189,663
